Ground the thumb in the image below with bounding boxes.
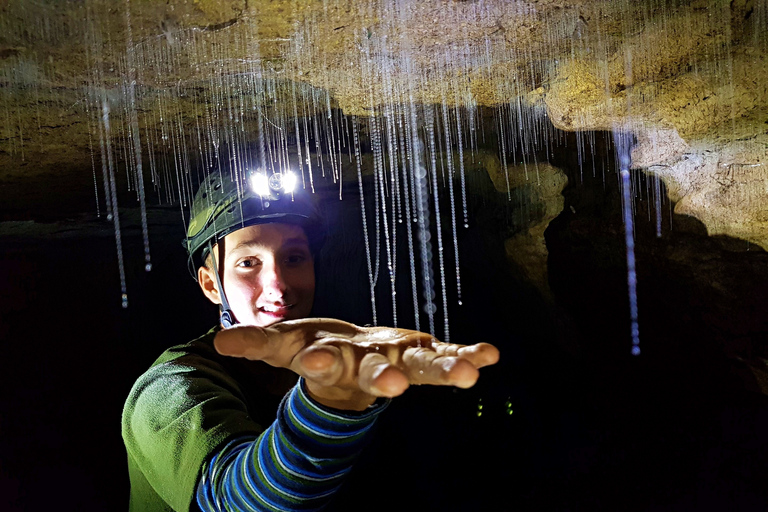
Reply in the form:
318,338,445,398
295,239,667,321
214,326,271,360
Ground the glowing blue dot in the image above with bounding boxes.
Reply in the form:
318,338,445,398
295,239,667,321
631,346,641,356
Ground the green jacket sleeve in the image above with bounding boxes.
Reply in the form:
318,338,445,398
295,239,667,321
122,330,284,512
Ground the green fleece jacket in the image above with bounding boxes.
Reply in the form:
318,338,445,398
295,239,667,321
122,327,298,512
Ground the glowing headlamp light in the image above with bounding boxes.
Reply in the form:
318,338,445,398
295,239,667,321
249,170,298,198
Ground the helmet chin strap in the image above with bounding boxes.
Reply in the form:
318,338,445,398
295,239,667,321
207,240,237,328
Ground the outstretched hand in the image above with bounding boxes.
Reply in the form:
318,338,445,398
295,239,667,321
214,318,500,411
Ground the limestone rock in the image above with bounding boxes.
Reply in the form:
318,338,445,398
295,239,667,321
479,152,568,299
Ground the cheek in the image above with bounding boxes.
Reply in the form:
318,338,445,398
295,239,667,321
302,269,316,295
291,268,315,298
297,277,315,315
226,274,262,304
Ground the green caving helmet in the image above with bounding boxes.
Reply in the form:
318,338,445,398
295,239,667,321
184,170,324,274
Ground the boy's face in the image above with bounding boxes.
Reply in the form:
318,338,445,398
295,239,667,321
198,223,315,327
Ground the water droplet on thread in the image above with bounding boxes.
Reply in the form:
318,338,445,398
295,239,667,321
145,263,152,272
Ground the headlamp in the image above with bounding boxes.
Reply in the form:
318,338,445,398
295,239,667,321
249,170,298,199
186,169,322,276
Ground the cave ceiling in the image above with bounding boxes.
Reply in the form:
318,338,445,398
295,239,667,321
0,0,766,249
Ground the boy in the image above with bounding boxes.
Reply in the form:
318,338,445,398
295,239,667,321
122,170,499,511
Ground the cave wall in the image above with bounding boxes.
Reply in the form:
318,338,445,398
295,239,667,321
1,0,766,247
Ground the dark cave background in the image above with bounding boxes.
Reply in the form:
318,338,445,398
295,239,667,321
1,125,767,511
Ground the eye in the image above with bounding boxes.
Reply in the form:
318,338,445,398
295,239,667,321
236,258,261,269
285,252,309,266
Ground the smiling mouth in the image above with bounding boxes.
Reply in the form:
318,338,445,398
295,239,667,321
259,304,294,315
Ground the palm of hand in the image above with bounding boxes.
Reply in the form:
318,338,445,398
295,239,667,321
214,318,500,411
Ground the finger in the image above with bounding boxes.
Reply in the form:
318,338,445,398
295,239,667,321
402,347,480,388
214,326,301,367
358,353,409,397
214,326,272,359
433,342,500,368
293,345,344,386
458,342,500,368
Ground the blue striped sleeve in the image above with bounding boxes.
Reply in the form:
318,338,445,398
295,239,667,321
196,379,389,511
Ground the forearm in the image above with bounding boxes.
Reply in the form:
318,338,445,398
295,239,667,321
196,379,388,512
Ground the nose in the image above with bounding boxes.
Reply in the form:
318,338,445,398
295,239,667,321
260,260,287,298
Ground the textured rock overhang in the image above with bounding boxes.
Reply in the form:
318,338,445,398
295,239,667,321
0,0,766,248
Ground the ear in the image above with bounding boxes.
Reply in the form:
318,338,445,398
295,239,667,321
197,266,222,305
